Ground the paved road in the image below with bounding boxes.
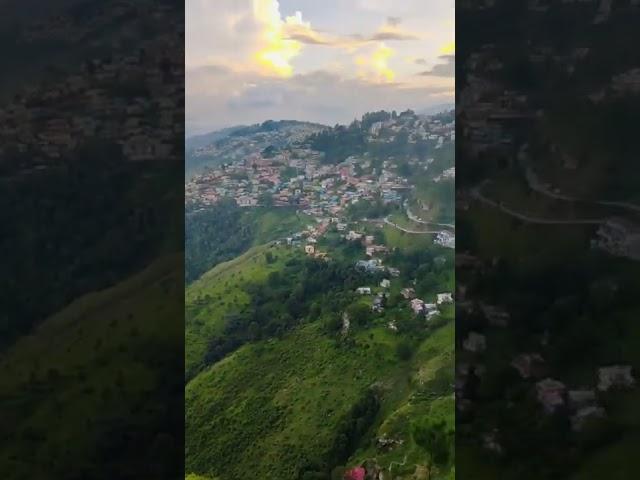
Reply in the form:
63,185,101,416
471,182,603,225
383,216,443,234
524,160,640,214
406,207,455,228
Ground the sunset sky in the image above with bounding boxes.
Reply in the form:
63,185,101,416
186,0,454,135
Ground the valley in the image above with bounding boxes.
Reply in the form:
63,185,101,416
185,109,455,480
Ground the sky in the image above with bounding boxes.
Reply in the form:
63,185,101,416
186,0,454,135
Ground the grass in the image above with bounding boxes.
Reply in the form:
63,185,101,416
248,207,312,246
186,320,454,480
348,322,454,480
383,225,434,252
185,244,301,378
0,255,183,479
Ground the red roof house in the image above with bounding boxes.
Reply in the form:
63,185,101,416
344,466,366,480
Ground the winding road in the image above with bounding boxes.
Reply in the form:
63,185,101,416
470,181,603,225
524,163,640,214
383,216,442,234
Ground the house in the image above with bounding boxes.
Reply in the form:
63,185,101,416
426,309,440,320
571,405,606,431
356,259,384,273
424,303,438,312
344,466,365,480
463,332,486,353
568,390,597,411
511,353,545,379
304,245,315,255
372,294,385,313
356,287,372,295
380,279,391,288
481,304,510,327
387,267,401,277
436,293,454,305
346,230,363,241
593,218,640,260
597,365,635,391
410,298,425,315
401,287,416,299
536,378,566,414
365,235,375,245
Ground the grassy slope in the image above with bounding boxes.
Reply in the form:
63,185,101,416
185,244,301,378
349,319,454,480
0,255,183,479
186,287,454,480
249,208,313,246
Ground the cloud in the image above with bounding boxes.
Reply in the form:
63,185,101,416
252,0,309,77
186,68,452,134
418,54,454,77
369,17,420,41
439,41,455,55
356,43,396,82
280,14,419,48
369,30,418,41
386,16,402,27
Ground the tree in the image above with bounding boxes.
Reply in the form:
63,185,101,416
412,418,453,480
259,192,274,207
346,303,369,326
396,340,413,361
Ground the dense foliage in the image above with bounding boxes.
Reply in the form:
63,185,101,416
185,199,254,283
0,141,182,351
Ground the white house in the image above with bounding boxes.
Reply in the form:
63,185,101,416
436,293,453,305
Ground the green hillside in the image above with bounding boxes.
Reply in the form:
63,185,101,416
185,243,454,480
185,109,455,479
186,320,453,480
186,244,302,379
0,256,183,480
186,201,311,284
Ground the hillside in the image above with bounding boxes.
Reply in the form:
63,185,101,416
0,256,183,480
185,238,455,479
185,201,312,284
185,110,455,480
186,321,453,480
186,120,327,178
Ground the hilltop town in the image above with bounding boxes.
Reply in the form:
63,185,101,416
186,110,454,223
1,0,183,169
186,110,456,325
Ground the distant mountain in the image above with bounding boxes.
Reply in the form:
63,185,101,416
418,104,455,116
185,120,326,178
185,126,245,151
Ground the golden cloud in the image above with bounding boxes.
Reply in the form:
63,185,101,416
356,43,396,83
253,0,309,77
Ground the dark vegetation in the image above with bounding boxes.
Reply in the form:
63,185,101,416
185,199,253,283
201,256,373,368
0,140,182,351
307,109,440,165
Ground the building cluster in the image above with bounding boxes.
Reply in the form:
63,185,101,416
368,111,454,147
456,255,638,452
1,1,183,166
592,217,640,261
190,123,324,165
186,146,413,212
